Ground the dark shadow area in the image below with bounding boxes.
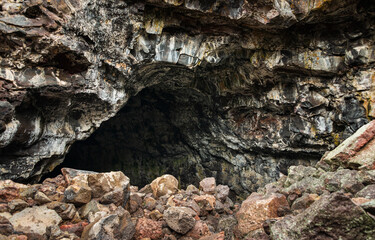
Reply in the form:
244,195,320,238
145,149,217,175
49,84,213,188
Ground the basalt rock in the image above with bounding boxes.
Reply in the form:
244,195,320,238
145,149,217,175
1,0,375,195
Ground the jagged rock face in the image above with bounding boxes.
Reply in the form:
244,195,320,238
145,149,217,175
1,0,375,193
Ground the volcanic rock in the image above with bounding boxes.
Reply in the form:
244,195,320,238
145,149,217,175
164,207,197,234
270,192,375,239
9,205,62,236
150,175,179,198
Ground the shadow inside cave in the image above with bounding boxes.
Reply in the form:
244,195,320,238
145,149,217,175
48,83,216,189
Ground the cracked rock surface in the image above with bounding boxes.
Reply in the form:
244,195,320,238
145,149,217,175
1,0,375,194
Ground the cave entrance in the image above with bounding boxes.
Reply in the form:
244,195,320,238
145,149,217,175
60,83,213,189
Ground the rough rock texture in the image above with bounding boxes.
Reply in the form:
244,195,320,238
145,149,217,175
270,192,375,240
319,120,375,170
9,205,62,236
1,0,375,195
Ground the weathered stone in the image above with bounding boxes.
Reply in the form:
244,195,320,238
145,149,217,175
0,216,13,236
64,184,92,205
236,193,289,237
144,196,157,211
361,199,375,215
118,210,135,240
215,185,230,202
186,220,211,239
355,184,375,199
47,201,77,220
351,197,371,206
199,178,216,195
164,206,197,234
150,175,178,198
319,120,375,170
99,187,125,206
291,194,320,211
149,210,163,220
60,222,88,238
128,193,143,214
198,231,225,240
186,185,199,194
135,218,164,240
81,214,119,240
87,171,130,199
9,206,62,236
34,191,51,204
193,195,216,213
8,200,28,213
79,200,102,220
270,192,375,240
217,215,237,239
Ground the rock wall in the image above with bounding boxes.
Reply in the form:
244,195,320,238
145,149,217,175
1,0,375,194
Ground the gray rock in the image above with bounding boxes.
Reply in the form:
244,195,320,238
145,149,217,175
270,192,375,240
164,206,197,234
355,184,375,199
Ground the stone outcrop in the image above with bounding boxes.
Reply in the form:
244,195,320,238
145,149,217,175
1,0,375,195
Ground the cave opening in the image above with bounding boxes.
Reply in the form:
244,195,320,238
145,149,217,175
56,82,217,190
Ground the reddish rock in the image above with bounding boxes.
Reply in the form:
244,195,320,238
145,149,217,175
0,188,19,203
186,221,211,239
199,231,225,240
236,193,289,237
319,120,375,170
135,218,164,240
351,197,371,205
199,178,216,194
60,221,88,237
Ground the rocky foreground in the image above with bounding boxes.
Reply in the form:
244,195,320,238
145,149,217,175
0,121,375,240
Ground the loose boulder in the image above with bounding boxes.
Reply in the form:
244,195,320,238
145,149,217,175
150,175,178,198
270,192,375,240
164,206,197,234
9,206,62,236
319,120,375,170
236,193,289,237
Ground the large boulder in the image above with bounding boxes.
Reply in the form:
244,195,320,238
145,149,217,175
150,175,178,198
62,168,130,206
270,192,375,239
164,206,197,234
236,192,289,237
9,206,62,236
319,120,375,170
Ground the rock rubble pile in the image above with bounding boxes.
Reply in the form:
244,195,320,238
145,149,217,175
0,121,375,239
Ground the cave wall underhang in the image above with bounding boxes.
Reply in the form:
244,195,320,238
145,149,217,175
0,0,375,195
